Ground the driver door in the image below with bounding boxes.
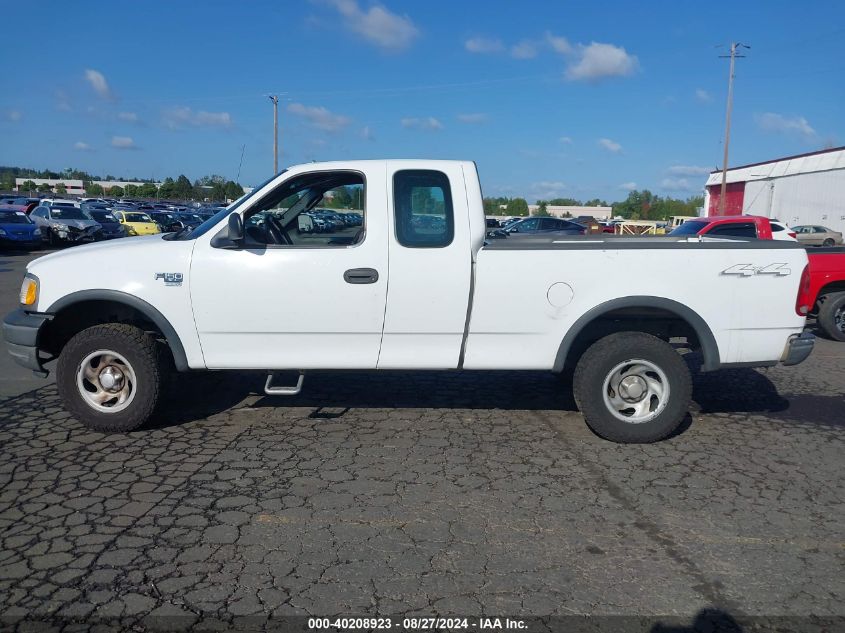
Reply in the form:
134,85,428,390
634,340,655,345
189,165,388,370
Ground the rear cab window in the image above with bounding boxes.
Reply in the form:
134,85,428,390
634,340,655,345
392,170,454,248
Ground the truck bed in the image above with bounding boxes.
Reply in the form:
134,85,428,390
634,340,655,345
483,234,806,251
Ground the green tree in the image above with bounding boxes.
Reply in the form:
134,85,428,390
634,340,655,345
584,198,609,207
548,197,582,206
37,182,53,193
506,197,529,217
174,175,193,200
224,180,244,200
158,178,176,198
86,183,104,196
54,183,67,195
138,182,158,198
124,184,138,196
107,186,124,197
20,180,37,192
534,201,550,216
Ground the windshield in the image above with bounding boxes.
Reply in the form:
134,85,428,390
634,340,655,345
169,171,283,241
0,211,32,224
668,221,706,236
50,207,88,220
124,213,153,223
87,211,118,223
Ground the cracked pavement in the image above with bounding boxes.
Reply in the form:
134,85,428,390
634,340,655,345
0,251,843,628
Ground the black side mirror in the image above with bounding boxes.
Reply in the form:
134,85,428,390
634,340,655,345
227,213,244,244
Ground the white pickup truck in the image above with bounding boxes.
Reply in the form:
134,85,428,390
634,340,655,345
3,160,815,442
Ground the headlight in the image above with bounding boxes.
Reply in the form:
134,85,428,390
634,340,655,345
0,228,6,236
126,226,137,235
20,275,38,307
33,228,41,236
53,223,69,232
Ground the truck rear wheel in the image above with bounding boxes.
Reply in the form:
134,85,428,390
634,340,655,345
573,332,692,443
818,292,845,342
56,324,166,432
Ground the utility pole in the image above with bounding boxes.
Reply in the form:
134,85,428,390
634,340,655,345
718,42,749,214
268,95,279,175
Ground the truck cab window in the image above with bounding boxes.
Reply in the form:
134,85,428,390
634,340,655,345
393,170,454,248
241,171,365,248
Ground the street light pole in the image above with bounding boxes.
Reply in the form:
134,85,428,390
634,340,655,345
268,95,279,175
718,42,749,214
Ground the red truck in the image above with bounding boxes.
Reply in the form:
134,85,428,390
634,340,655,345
668,215,796,240
807,247,845,341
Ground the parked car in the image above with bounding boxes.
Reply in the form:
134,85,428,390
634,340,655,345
3,159,813,444
792,225,843,247
148,212,184,233
486,218,500,229
502,217,586,235
806,246,845,341
769,219,798,241
668,215,779,240
0,209,41,250
112,210,161,236
84,209,127,240
174,213,205,228
29,204,102,245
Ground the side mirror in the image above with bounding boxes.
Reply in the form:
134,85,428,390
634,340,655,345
227,212,244,244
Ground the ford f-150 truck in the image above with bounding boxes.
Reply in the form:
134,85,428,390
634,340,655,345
2,160,816,443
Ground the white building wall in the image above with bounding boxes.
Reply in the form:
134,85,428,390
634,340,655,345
742,168,845,233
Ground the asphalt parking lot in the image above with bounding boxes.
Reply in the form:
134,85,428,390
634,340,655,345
0,248,843,630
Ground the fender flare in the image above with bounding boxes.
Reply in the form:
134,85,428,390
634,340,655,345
553,296,721,372
46,290,189,371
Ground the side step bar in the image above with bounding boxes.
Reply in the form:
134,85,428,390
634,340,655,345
264,372,305,395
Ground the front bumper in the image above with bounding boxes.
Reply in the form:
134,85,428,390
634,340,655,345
781,331,815,366
0,235,41,249
2,309,52,376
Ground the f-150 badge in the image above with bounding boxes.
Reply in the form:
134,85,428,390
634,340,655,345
154,272,184,286
721,263,791,277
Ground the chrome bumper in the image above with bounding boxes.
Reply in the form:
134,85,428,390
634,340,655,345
781,332,815,366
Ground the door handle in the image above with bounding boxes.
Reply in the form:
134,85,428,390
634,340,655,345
344,268,379,284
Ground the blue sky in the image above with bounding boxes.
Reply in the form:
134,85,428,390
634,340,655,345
1,0,843,201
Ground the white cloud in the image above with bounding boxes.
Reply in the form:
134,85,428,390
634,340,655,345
660,177,700,192
465,36,504,53
287,102,350,132
598,138,622,153
695,88,712,103
667,165,712,176
546,32,572,55
456,113,487,124
360,125,374,140
5,110,22,122
510,40,538,59
55,90,72,112
401,116,443,130
163,106,233,129
111,136,137,150
559,136,573,144
565,42,639,81
118,111,139,123
84,69,114,100
74,141,93,151
756,112,817,140
619,182,637,191
324,0,419,51
529,180,568,199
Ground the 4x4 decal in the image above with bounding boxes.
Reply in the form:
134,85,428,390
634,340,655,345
721,263,791,277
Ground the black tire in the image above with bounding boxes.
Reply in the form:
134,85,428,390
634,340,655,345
822,238,835,247
818,292,845,342
573,332,692,443
56,323,167,432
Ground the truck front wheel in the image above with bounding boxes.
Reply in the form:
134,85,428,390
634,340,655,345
573,332,692,443
56,324,166,432
817,292,845,342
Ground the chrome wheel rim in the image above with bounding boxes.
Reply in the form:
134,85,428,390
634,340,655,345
602,359,670,424
835,304,845,334
76,350,137,413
